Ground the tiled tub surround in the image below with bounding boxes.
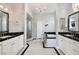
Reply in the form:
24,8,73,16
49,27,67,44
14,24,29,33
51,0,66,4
0,32,25,55
58,32,79,55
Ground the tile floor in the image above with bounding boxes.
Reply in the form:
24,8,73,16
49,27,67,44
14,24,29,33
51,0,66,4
24,39,57,55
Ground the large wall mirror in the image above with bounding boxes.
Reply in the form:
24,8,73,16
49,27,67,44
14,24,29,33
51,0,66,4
0,10,9,33
68,11,79,32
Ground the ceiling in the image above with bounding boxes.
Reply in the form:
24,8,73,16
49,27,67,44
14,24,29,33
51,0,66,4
28,3,57,14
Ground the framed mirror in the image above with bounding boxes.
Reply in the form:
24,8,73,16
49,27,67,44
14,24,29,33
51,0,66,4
68,11,79,32
0,10,9,33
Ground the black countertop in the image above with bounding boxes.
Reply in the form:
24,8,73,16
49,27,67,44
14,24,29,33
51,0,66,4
58,32,79,42
0,32,24,42
44,32,56,34
44,32,56,39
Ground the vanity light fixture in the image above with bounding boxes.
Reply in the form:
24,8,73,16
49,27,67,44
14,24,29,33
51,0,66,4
0,5,4,10
0,5,8,12
35,8,42,12
35,8,39,10
4,8,8,12
72,3,79,12
35,6,47,13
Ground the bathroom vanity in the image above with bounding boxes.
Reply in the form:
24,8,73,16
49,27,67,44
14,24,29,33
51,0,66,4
0,43,1,54
58,11,79,55
0,32,24,55
43,32,57,48
0,10,25,55
58,32,79,55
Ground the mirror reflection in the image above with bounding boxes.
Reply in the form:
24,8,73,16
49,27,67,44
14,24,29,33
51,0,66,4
68,12,79,32
0,11,9,33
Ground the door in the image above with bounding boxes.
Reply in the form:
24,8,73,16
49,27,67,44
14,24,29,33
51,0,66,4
27,14,32,39
0,45,1,54
2,43,12,55
18,35,24,51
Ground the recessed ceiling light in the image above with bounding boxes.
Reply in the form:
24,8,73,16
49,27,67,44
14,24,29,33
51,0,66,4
72,3,79,12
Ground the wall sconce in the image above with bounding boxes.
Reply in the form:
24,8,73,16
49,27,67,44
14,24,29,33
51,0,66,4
35,6,47,13
72,3,79,12
0,5,8,12
45,24,48,27
4,8,8,12
0,5,4,10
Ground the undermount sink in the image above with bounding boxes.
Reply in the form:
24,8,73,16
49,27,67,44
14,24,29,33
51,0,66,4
63,34,74,37
65,34,73,36
0,35,12,39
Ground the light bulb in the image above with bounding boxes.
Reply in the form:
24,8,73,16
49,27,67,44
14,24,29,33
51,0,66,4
0,5,4,10
72,3,79,12
4,8,8,12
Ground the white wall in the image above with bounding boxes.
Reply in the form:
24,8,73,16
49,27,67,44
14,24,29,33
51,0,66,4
9,4,25,32
25,3,74,41
31,3,74,39
32,14,37,38
56,3,74,48
56,3,74,32
0,3,25,32
35,13,56,38
42,13,56,33
37,19,43,38
25,4,33,42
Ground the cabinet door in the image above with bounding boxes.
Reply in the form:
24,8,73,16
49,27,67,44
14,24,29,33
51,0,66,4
60,38,70,54
2,43,12,55
46,39,57,47
11,40,18,55
2,35,24,55
59,35,73,55
59,35,66,49
70,40,79,55
0,45,1,54
2,38,18,55
11,37,19,55
18,35,24,51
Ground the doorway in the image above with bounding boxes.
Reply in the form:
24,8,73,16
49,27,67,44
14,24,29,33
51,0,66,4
27,13,32,40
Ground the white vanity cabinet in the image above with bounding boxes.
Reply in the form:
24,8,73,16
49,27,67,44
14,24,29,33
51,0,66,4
46,39,57,47
59,35,73,54
0,44,1,54
2,38,19,55
59,35,79,55
2,39,14,55
1,34,24,55
18,35,24,51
